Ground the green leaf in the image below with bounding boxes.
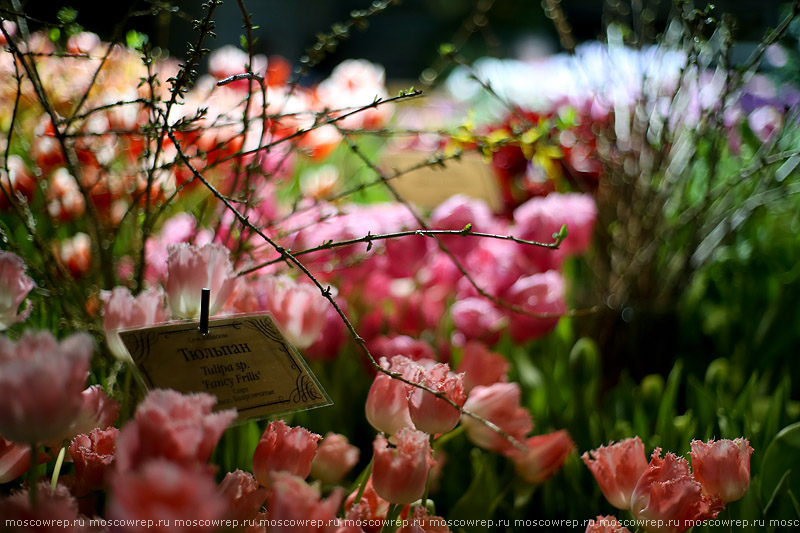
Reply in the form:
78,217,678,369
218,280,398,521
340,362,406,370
761,422,800,515
450,449,499,532
656,361,682,449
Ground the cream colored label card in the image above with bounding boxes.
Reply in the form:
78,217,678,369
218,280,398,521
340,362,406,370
119,313,332,420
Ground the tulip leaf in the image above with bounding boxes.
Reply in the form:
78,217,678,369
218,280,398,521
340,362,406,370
762,470,791,516
656,360,682,449
761,422,800,517
450,450,499,532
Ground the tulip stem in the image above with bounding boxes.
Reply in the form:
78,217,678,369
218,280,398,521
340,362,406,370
421,434,435,508
352,458,373,505
381,503,402,533
29,443,39,508
51,446,66,489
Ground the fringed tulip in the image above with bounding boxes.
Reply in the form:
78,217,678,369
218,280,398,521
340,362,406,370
344,477,391,532
108,459,227,532
267,472,343,533
252,420,320,487
365,356,419,435
226,274,330,349
408,364,466,435
397,506,451,533
582,437,649,510
372,428,434,505
101,286,170,362
69,427,119,496
217,470,269,522
460,382,533,454
630,449,723,533
48,385,120,447
258,276,330,349
510,429,574,484
115,389,236,471
585,516,631,533
690,438,753,503
144,213,213,284
456,341,509,393
165,242,237,318
0,331,92,445
0,251,35,331
311,432,360,485
0,482,82,527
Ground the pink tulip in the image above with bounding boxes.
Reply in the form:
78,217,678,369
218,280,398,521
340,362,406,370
69,427,119,496
503,271,565,343
461,382,533,454
430,195,495,260
311,432,360,485
217,470,269,521
252,420,321,487
0,331,92,444
513,192,596,268
101,286,170,361
0,251,35,331
365,356,420,435
369,335,436,363
165,242,237,318
47,385,120,447
630,449,723,533
372,428,434,505
383,233,430,279
585,516,631,533
509,429,574,484
304,301,348,361
408,363,466,435
144,213,213,284
0,437,48,484
226,274,330,349
456,238,524,299
690,438,753,503
108,459,227,532
582,437,649,510
456,341,509,392
267,472,343,532
115,389,236,471
450,298,506,345
260,276,330,349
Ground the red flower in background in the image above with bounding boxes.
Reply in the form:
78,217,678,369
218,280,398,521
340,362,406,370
510,429,574,484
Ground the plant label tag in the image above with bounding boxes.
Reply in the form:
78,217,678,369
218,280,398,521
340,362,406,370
118,313,332,421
